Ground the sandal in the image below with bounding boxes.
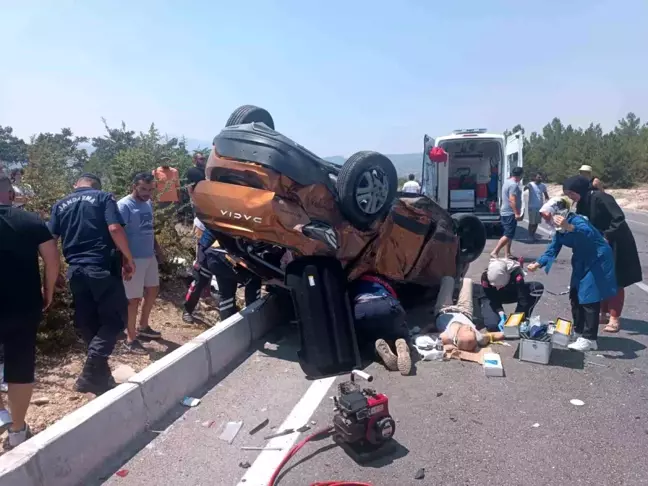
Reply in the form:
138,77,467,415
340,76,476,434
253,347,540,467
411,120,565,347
603,318,620,333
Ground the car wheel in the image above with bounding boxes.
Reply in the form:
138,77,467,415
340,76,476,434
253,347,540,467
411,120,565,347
336,151,398,229
225,105,275,130
452,213,486,264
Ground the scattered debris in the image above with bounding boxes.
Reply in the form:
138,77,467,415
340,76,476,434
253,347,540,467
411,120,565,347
115,469,129,478
68,395,80,402
532,423,540,428
415,468,425,480
436,392,443,398
181,397,201,407
113,364,137,384
310,420,317,426
31,397,50,406
585,360,607,368
471,419,484,426
201,420,216,428
249,418,270,435
220,421,244,444
264,428,295,440
570,399,585,407
241,446,284,451
239,461,252,469
264,342,279,351
449,416,458,423
260,407,267,412
296,424,311,433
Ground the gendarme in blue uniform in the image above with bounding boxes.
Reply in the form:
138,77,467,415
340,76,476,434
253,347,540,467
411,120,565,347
49,185,128,392
49,187,124,270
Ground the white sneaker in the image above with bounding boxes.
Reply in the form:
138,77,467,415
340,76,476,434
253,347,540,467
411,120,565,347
568,337,598,352
8,425,32,448
0,408,12,432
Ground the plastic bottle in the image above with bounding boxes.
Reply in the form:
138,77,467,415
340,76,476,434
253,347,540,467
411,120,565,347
430,338,444,361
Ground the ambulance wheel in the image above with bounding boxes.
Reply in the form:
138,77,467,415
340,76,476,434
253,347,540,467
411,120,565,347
337,151,398,230
225,105,275,130
452,213,486,264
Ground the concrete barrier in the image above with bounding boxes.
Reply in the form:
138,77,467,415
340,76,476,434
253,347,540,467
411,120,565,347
0,294,286,486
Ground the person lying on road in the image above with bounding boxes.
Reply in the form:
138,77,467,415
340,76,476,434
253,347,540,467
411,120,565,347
426,276,504,352
481,258,545,331
350,275,412,376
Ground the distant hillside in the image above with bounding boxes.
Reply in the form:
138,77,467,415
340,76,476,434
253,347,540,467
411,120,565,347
324,153,423,177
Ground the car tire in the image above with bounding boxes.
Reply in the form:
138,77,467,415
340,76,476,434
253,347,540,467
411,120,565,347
336,151,398,229
225,105,275,130
452,213,486,264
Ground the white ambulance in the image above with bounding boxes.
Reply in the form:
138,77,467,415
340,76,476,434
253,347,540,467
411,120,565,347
421,128,524,235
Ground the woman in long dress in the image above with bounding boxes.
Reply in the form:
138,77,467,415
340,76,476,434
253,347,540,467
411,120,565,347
562,176,642,332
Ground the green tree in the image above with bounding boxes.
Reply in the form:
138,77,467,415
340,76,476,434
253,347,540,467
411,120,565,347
0,126,28,166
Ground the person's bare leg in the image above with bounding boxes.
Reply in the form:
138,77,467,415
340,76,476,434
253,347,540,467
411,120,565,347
505,237,513,259
490,236,509,258
126,298,141,342
7,383,33,431
139,286,159,330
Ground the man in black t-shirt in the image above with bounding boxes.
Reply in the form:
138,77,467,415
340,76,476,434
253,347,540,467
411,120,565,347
49,173,135,395
0,175,60,448
186,152,207,188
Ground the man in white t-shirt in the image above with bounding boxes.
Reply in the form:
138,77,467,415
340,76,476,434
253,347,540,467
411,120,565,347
401,174,421,194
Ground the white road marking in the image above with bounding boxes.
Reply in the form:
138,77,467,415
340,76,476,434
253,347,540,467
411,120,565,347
237,376,337,486
625,218,648,227
634,282,648,294
523,219,648,295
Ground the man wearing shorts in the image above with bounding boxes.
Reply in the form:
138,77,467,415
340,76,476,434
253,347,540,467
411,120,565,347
118,173,163,354
524,172,549,240
1,175,59,447
491,167,524,259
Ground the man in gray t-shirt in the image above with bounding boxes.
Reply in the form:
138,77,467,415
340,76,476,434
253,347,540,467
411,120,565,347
491,167,524,259
117,172,164,354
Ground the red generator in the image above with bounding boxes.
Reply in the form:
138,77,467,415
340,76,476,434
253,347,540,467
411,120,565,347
332,370,396,463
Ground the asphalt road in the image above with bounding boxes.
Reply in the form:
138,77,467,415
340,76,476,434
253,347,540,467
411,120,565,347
94,217,648,486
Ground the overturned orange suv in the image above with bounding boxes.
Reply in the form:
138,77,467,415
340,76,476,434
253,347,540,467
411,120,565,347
191,105,486,295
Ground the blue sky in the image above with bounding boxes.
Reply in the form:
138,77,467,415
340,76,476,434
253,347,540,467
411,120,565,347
1,0,647,156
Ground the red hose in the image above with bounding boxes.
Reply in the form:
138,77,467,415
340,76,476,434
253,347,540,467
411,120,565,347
267,427,373,486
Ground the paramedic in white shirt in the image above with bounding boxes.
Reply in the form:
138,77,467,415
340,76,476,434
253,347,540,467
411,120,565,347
402,174,421,194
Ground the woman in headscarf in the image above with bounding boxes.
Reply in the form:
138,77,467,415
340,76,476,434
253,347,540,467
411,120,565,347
481,258,544,331
528,196,617,352
562,176,642,332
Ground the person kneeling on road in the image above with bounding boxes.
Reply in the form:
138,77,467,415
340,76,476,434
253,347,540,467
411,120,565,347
183,228,261,321
350,275,411,376
481,258,544,331
426,276,504,352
